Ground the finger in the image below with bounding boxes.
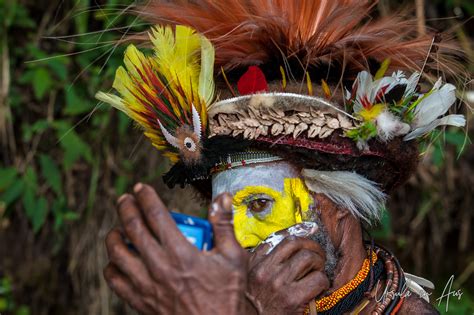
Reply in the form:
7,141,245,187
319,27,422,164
103,264,154,315
116,194,165,262
281,248,325,281
209,193,244,262
267,236,325,265
132,183,189,250
296,270,330,301
253,222,319,257
105,228,155,293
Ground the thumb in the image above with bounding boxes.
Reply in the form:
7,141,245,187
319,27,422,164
208,193,244,262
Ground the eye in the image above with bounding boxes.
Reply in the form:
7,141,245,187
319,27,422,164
183,137,197,152
247,198,273,213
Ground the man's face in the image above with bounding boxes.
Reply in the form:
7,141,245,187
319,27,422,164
212,161,314,248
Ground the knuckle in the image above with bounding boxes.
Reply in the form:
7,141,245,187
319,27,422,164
144,205,162,221
250,267,266,284
109,243,125,262
105,230,116,246
124,215,142,233
270,277,283,292
103,265,114,281
285,294,298,306
299,249,316,261
106,274,120,291
136,281,152,294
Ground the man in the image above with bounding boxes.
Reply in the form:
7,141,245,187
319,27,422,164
97,1,464,313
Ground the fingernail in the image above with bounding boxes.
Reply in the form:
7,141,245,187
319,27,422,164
288,222,318,237
117,194,128,205
221,193,233,212
133,183,143,194
210,201,219,216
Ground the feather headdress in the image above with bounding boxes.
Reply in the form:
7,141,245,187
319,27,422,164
96,25,215,164
138,0,459,78
96,0,465,195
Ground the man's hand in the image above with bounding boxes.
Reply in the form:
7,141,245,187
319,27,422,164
104,183,248,315
246,225,330,315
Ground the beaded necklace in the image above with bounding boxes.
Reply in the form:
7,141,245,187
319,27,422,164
305,245,405,315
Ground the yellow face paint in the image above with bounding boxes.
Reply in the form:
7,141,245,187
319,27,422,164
232,178,313,248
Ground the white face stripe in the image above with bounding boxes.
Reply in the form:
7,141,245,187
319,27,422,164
211,161,300,198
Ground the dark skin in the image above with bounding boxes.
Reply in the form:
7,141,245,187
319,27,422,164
104,183,248,314
104,183,329,314
104,184,438,314
246,230,329,314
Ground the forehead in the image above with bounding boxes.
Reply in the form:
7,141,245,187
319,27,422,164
211,161,300,197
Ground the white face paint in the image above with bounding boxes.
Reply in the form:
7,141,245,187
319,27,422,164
211,161,300,198
211,161,315,248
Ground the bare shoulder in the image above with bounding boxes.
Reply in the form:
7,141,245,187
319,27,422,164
398,294,440,315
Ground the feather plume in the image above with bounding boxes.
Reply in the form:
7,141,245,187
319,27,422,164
137,0,460,80
96,25,215,163
302,169,386,224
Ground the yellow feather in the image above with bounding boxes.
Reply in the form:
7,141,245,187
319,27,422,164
96,24,216,164
199,35,215,106
321,79,331,99
306,72,313,96
150,25,200,104
374,58,391,80
280,66,287,90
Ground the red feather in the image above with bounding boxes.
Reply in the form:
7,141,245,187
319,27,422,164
237,66,268,95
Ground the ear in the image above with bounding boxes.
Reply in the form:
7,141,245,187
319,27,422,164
335,206,352,222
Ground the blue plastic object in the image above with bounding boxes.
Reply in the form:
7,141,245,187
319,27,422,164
170,212,213,251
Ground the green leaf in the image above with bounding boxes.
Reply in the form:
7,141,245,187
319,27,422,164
63,211,80,221
0,297,8,312
56,129,93,169
16,305,31,315
0,168,18,191
114,175,128,196
74,0,91,36
64,86,94,115
22,187,36,220
0,179,24,207
32,68,53,100
22,120,49,142
118,111,131,136
39,154,62,195
32,197,48,233
47,57,68,81
23,167,37,191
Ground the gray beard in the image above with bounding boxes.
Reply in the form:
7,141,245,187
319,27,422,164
308,216,339,284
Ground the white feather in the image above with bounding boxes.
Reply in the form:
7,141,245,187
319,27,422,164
405,278,430,302
404,114,465,141
353,71,372,113
411,83,456,128
191,104,202,140
95,92,126,113
302,169,386,224
157,119,180,149
404,272,435,289
376,111,410,142
370,76,397,102
403,72,420,97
